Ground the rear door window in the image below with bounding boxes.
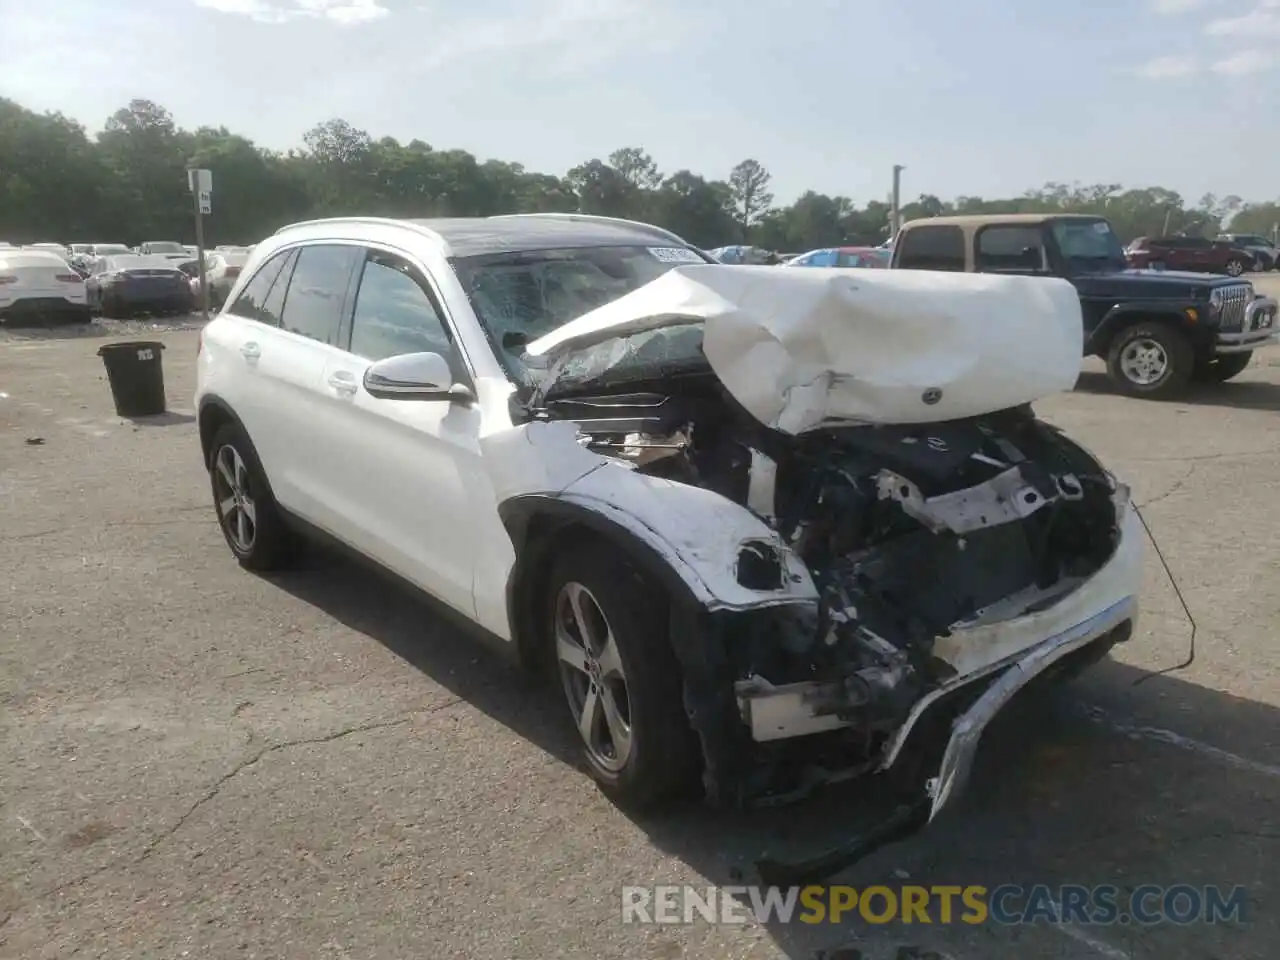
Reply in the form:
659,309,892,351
895,225,966,271
276,245,361,346
975,226,1049,273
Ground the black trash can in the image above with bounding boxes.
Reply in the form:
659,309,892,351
98,341,166,417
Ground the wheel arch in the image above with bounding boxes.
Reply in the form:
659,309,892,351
1087,305,1193,356
198,394,245,468
499,495,707,672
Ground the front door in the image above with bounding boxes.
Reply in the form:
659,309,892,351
312,247,481,619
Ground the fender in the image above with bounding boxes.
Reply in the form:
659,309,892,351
499,473,819,664
1085,301,1194,354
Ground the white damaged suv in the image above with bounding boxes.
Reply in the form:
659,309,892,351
196,214,1143,826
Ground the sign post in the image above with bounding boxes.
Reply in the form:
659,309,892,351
187,168,213,323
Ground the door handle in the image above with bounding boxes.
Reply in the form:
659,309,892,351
240,342,261,361
327,371,358,396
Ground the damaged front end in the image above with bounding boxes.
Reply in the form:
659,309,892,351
522,385,1140,816
509,267,1142,831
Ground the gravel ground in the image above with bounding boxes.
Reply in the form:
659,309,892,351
1,303,1278,960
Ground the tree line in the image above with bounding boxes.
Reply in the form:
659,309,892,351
3,97,1279,253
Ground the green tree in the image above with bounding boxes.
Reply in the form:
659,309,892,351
728,159,773,239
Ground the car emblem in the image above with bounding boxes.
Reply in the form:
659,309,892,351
922,387,942,405
926,436,949,452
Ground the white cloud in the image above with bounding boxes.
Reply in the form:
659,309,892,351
1205,5,1280,37
193,0,388,25
404,0,693,75
1211,49,1277,73
1131,55,1200,77
1149,0,1210,13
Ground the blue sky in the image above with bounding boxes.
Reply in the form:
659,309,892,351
2,0,1277,206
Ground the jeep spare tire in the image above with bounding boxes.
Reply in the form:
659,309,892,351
1106,323,1194,399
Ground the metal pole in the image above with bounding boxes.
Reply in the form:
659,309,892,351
192,187,210,324
1162,208,1172,235
891,164,905,237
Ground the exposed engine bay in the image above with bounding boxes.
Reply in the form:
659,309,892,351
533,370,1124,800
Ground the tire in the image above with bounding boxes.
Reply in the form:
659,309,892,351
1105,322,1194,399
208,422,296,571
1198,351,1253,383
1225,258,1246,277
544,541,700,810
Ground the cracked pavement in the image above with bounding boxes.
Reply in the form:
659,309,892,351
2,296,1279,959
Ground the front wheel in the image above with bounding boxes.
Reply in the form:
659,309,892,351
1226,258,1247,277
545,542,699,810
1105,323,1194,398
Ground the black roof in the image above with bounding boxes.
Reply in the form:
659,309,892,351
406,217,688,258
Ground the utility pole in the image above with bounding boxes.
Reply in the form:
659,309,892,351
891,164,905,238
188,168,213,324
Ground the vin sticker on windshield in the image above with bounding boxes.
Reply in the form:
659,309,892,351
648,247,704,264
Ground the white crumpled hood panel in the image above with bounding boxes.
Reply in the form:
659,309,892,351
526,265,1083,432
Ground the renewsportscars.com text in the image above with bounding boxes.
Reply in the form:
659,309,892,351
621,884,1247,926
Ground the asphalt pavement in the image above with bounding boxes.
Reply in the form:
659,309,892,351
1,291,1278,959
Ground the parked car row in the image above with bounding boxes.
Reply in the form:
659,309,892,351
0,239,259,323
1124,234,1273,276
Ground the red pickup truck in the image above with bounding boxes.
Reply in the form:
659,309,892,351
1125,235,1254,277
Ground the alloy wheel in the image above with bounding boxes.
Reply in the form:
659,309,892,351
213,443,257,553
554,580,633,772
1119,338,1169,386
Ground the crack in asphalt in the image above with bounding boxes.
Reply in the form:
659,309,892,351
1,512,212,544
1134,462,1198,510
0,697,465,931
1123,447,1280,464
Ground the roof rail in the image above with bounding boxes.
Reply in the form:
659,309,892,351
272,216,447,246
488,213,689,246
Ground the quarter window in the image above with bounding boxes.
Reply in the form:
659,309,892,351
277,245,361,346
258,250,298,328
895,225,965,271
349,252,456,368
975,226,1048,273
227,249,293,324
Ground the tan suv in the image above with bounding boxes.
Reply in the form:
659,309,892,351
890,213,1278,398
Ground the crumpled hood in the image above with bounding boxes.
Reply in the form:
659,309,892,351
526,264,1083,433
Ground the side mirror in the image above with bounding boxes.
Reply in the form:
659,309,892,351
363,352,474,404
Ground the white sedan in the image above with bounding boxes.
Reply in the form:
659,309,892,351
0,249,90,324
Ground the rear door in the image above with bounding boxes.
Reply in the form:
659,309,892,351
312,246,482,616
218,244,362,521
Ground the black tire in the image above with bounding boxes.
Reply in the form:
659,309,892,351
208,422,296,571
1105,322,1194,399
1198,351,1253,383
1225,258,1247,277
544,541,700,810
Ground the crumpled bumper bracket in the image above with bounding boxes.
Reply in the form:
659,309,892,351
753,595,1136,886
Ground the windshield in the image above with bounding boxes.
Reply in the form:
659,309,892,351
94,244,131,255
146,242,184,253
1050,219,1126,270
451,243,709,387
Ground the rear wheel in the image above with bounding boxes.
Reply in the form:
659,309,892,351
545,542,699,809
1106,323,1194,399
1226,258,1247,277
209,422,296,570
